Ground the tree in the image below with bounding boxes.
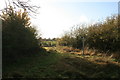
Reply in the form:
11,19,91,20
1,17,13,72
59,15,120,53
86,15,120,52
1,6,40,65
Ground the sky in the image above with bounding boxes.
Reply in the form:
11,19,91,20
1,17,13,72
0,0,119,38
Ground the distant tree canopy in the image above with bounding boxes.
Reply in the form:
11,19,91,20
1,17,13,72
58,15,120,52
1,6,41,64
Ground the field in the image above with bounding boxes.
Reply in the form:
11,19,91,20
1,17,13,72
2,2,120,79
3,46,120,78
41,40,57,47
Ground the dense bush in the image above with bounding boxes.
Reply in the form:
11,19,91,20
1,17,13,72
58,26,88,49
58,15,120,52
86,15,120,52
1,6,41,64
58,33,74,46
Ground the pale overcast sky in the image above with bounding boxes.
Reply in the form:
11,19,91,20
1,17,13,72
0,0,119,38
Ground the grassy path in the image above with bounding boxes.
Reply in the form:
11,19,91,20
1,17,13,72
3,47,120,78
3,50,62,78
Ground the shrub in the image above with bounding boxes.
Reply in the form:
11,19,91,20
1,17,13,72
1,6,41,64
59,15,120,53
86,15,120,52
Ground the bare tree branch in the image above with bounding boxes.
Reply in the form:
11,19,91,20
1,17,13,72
1,0,40,17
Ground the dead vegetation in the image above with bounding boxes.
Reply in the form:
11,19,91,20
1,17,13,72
45,46,120,78
55,46,120,61
51,55,120,78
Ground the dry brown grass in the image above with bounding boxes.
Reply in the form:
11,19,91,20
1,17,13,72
110,52,120,59
51,54,120,78
52,46,120,78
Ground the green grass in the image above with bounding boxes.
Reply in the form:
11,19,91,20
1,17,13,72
3,47,120,78
42,41,57,47
3,51,61,78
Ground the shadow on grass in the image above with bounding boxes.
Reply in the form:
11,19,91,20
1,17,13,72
2,48,62,79
2,48,120,79
52,56,120,78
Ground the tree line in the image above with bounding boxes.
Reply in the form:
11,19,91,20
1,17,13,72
58,15,120,53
